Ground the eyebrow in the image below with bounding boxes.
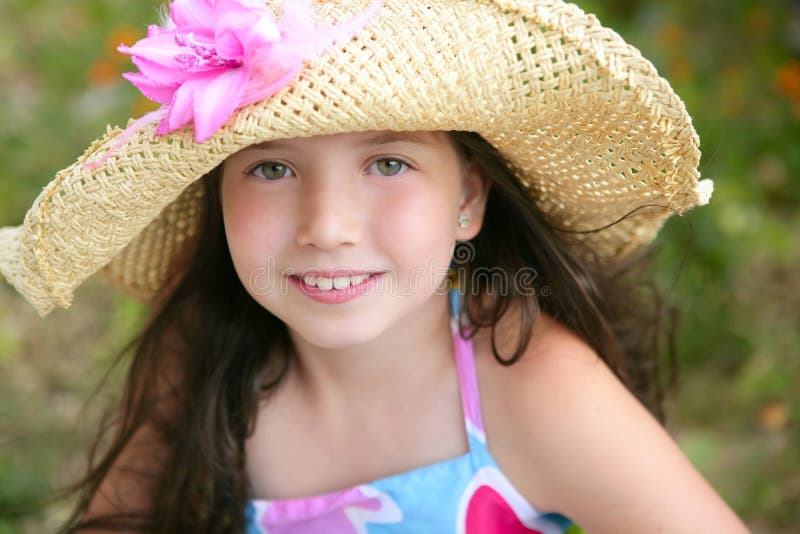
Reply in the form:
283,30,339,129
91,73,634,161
250,131,437,150
359,131,436,146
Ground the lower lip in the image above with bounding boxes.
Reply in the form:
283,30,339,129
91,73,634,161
289,273,384,304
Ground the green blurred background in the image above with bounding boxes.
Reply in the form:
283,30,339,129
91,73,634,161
0,0,798,531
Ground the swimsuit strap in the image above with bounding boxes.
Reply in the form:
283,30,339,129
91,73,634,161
449,286,488,448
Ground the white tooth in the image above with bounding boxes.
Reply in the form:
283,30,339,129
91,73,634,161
333,276,351,289
316,277,334,290
301,273,371,291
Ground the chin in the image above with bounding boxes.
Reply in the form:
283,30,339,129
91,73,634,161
288,316,387,350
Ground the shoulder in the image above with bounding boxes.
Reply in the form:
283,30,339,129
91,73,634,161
473,310,748,533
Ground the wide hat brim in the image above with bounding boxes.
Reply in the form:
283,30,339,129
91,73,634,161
0,0,707,317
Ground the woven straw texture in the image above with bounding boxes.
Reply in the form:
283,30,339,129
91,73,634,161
0,0,704,317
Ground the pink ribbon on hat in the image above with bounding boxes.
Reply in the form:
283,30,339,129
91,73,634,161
85,0,382,170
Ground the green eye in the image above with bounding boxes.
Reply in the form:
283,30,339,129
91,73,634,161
372,159,408,176
252,162,293,180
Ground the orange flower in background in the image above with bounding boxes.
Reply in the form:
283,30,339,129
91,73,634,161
775,60,800,119
757,401,791,432
106,25,143,64
776,60,800,97
657,21,684,46
87,26,144,87
88,58,118,85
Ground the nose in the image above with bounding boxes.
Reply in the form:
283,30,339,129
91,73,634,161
296,175,364,249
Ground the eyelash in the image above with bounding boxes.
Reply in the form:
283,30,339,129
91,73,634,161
247,161,293,181
369,158,412,177
246,157,413,181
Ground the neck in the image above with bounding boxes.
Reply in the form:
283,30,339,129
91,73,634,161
285,296,455,419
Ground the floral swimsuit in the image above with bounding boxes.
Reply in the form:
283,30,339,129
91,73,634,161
244,290,573,533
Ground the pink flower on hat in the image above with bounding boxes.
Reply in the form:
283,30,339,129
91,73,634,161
117,0,382,142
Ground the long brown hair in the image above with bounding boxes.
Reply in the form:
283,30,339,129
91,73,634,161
59,131,676,532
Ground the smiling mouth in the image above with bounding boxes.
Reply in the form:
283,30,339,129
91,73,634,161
291,272,384,291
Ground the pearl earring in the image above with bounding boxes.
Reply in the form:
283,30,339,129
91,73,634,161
458,214,470,229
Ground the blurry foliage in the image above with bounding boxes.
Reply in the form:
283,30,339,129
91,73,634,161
0,0,798,531
576,0,800,528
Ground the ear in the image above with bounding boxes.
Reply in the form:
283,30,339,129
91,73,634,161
456,160,490,241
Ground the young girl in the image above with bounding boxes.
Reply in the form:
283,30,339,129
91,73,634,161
0,0,749,532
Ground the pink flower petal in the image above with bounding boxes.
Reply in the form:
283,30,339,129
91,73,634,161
278,0,383,59
121,28,216,64
214,0,279,59
214,28,245,60
278,0,316,34
215,0,267,17
162,74,208,133
239,16,283,57
147,24,170,38
155,117,173,136
122,72,177,104
119,32,204,85
191,67,250,141
128,56,192,85
113,0,383,151
232,0,271,11
241,60,302,107
119,30,184,64
214,0,270,25
170,0,215,28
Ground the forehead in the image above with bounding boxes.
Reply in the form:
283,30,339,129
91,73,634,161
249,130,450,150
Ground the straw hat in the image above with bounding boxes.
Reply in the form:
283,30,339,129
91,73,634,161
0,0,709,317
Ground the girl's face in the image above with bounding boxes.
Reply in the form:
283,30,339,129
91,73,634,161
220,130,487,348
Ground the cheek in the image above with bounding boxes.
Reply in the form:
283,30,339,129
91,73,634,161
372,185,459,271
221,188,289,273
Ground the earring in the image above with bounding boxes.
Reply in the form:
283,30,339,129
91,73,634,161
458,214,470,229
